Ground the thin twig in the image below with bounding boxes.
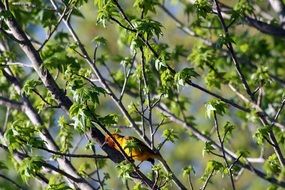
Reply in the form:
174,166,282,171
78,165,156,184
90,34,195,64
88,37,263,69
51,0,147,144
37,146,108,159
119,53,136,101
214,1,285,164
89,138,105,190
188,172,194,190
213,112,236,190
0,96,23,110
38,6,67,51
2,107,10,133
139,79,147,137
152,117,165,136
200,169,214,190
157,104,285,187
0,62,33,68
228,84,285,130
32,89,58,108
141,47,154,149
229,154,243,171
271,98,285,127
214,0,254,101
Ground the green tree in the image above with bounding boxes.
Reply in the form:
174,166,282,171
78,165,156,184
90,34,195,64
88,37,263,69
0,0,285,189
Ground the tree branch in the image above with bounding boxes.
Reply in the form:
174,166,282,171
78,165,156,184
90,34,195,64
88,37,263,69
214,0,285,168
214,0,254,101
268,0,285,27
200,169,214,190
1,68,95,189
0,96,23,110
157,103,285,187
0,2,73,111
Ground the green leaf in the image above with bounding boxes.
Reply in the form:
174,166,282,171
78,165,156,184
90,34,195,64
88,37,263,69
251,66,271,85
205,99,227,118
124,139,140,153
264,154,281,177
233,0,254,15
46,175,72,190
194,0,212,18
0,161,7,170
278,167,285,182
188,44,215,69
202,141,215,156
116,161,134,180
69,103,92,132
183,165,195,177
133,0,158,15
69,103,83,117
205,71,225,89
23,79,42,94
133,18,163,39
0,10,12,19
175,67,199,86
95,0,118,27
253,125,271,145
222,122,235,141
239,43,249,53
162,129,178,143
98,114,118,126
266,185,278,190
92,36,107,46
71,9,85,19
201,160,224,181
133,183,148,190
40,9,57,28
160,69,175,94
154,59,165,71
171,45,188,61
4,120,45,151
206,106,216,120
215,34,235,49
19,156,43,182
58,116,73,153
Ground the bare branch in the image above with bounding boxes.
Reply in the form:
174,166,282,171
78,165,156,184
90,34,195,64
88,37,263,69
119,53,136,101
271,98,285,126
0,96,23,110
268,0,285,26
0,62,33,68
158,3,212,46
228,84,285,130
36,145,109,159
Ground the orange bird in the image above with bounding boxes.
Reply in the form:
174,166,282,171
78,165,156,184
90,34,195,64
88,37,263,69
104,134,162,164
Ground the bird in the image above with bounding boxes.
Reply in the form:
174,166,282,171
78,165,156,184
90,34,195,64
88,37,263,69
104,133,162,164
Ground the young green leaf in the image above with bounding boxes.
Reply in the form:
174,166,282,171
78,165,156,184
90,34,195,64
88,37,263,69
205,99,227,118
